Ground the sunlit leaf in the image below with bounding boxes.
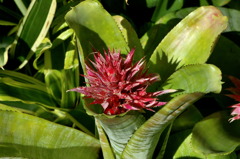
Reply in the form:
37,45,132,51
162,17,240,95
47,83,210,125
149,6,228,84
0,110,100,159
163,64,222,94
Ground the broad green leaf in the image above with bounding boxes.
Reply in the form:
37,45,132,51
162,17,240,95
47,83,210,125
163,64,222,94
212,0,231,6
121,64,220,158
140,17,177,60
0,110,100,159
174,7,240,32
149,6,228,83
192,111,240,156
219,7,240,32
165,129,237,158
122,93,204,159
96,111,145,159
112,15,144,61
65,0,130,73
10,0,56,69
0,102,21,112
96,119,115,159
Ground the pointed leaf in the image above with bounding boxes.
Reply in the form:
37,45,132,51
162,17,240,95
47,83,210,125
0,110,100,159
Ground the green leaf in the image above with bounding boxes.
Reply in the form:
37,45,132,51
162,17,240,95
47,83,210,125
0,46,9,68
164,129,205,158
112,15,144,61
122,93,204,159
96,119,115,159
219,7,240,32
0,71,56,107
0,20,17,26
33,38,52,70
0,110,100,159
163,64,222,94
212,0,231,6
65,0,130,73
96,111,145,159
14,0,28,16
172,105,203,132
192,111,240,156
44,69,62,105
151,0,184,22
165,129,237,158
11,0,56,69
52,29,74,48
149,6,228,83
0,70,45,86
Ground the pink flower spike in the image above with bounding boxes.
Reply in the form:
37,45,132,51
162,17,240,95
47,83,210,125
226,76,240,122
68,49,175,115
229,103,240,123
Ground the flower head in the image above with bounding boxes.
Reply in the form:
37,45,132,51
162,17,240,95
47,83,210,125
69,49,175,115
226,76,240,122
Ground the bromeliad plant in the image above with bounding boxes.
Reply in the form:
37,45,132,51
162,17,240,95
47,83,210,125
68,49,176,115
0,0,240,158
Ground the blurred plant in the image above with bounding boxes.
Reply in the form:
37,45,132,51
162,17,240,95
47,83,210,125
226,76,240,122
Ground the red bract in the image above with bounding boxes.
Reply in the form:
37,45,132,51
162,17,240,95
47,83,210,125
69,49,175,115
227,76,240,122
